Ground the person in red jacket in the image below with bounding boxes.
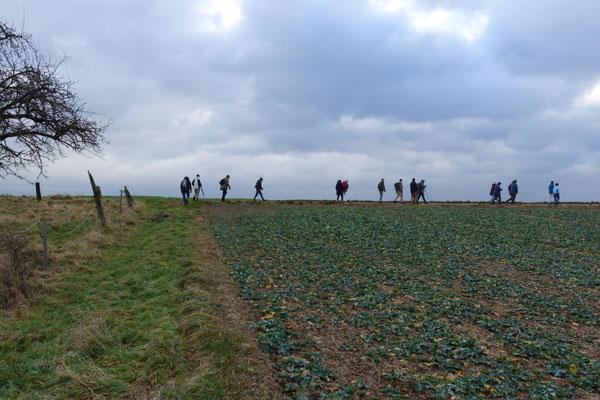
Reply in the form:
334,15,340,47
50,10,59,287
342,180,349,200
489,182,496,204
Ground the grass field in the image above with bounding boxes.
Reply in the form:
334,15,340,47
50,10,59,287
208,202,600,399
0,196,277,399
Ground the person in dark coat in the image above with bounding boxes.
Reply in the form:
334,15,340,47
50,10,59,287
508,180,518,203
491,181,502,204
410,178,418,204
336,180,344,202
416,179,427,204
378,178,386,203
180,176,192,205
254,177,265,202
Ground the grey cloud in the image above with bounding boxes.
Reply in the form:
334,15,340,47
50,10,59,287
1,0,599,201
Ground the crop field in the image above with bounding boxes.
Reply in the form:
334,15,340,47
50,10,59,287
208,203,600,399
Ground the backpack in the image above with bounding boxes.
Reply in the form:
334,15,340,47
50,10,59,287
180,180,187,191
394,182,401,191
219,178,225,186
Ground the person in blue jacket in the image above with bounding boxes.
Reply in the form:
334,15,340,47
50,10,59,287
491,181,502,204
508,180,518,203
553,182,560,204
548,181,554,204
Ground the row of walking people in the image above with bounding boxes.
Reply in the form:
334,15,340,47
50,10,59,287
179,174,265,204
489,180,561,205
181,175,560,204
336,178,428,204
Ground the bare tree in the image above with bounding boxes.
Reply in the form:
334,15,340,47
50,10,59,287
1,21,108,180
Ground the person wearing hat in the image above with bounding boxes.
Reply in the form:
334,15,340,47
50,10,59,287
508,180,518,203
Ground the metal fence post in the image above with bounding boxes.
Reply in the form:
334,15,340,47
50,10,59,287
42,218,48,270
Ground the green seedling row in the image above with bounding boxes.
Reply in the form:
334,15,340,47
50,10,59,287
209,205,600,399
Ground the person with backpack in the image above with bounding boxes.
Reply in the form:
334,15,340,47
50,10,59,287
508,180,518,203
489,182,497,204
180,176,192,205
219,175,231,202
416,179,427,204
192,174,203,201
548,180,555,204
254,177,265,202
342,180,349,200
491,181,502,204
335,180,344,202
378,178,386,203
553,182,560,204
410,178,418,204
393,179,403,204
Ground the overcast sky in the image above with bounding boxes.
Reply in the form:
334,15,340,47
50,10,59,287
2,0,600,201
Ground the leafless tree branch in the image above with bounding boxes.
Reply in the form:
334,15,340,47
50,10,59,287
0,20,109,181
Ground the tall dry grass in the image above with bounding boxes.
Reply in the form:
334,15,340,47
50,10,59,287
0,195,145,308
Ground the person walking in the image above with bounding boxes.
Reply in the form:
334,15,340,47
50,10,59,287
219,175,231,202
417,179,427,204
378,178,386,203
489,182,497,204
553,182,560,204
410,178,418,204
508,180,518,203
192,174,203,201
342,180,349,201
393,179,404,204
491,181,502,204
548,181,555,204
336,180,345,202
253,177,265,202
180,176,192,205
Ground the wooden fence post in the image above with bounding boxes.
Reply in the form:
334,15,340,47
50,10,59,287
35,182,42,201
124,186,135,207
87,171,107,228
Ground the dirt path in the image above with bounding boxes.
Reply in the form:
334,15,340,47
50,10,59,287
180,211,282,399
